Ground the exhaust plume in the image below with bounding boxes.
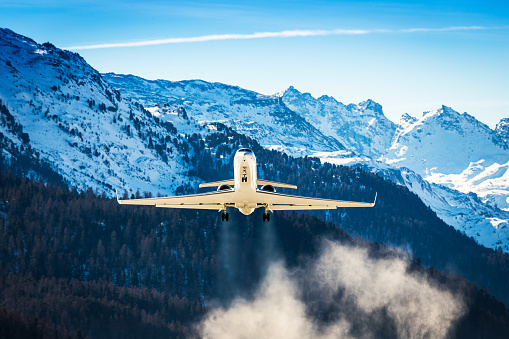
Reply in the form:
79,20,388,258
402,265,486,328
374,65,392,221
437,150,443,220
200,241,465,338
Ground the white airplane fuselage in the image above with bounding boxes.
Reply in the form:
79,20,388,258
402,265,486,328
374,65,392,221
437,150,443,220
233,149,258,215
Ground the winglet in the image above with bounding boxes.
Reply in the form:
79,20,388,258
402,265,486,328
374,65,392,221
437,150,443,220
115,189,121,204
372,192,378,207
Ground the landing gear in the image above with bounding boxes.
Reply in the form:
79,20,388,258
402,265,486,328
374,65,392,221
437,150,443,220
262,212,271,222
221,212,229,222
220,204,229,222
262,204,271,222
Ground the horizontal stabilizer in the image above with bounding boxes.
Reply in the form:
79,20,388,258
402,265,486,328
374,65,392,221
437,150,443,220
257,179,297,189
199,179,235,188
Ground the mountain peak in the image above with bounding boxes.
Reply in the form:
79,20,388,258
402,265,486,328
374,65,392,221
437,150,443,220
281,86,316,103
317,94,338,104
400,113,417,124
359,99,384,116
439,105,457,115
422,105,459,119
285,85,301,94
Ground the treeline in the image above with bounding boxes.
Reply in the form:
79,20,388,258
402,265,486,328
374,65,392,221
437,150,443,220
0,273,198,339
0,170,509,337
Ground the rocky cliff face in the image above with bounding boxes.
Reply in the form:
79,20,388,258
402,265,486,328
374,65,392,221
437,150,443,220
496,118,509,147
280,86,397,157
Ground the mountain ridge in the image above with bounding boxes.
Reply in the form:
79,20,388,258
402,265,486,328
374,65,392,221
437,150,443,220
1,27,508,252
103,72,346,156
104,72,509,252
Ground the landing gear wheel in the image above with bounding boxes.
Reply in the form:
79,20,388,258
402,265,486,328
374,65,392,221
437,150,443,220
221,212,229,222
262,213,270,222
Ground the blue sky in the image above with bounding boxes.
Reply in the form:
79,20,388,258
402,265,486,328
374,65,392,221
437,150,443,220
1,0,508,127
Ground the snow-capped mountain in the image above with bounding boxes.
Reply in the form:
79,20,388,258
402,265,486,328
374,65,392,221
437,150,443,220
0,28,196,196
103,73,345,157
104,74,509,252
280,86,397,157
383,106,509,211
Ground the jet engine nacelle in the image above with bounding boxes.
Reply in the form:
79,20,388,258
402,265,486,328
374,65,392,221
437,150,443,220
217,184,232,191
260,184,275,192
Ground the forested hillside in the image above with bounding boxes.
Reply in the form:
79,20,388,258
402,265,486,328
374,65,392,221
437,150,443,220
2,125,509,337
0,170,508,338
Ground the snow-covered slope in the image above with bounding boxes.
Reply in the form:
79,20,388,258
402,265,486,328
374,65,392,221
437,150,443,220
103,73,345,157
366,164,509,252
383,106,509,211
280,86,397,157
0,28,195,196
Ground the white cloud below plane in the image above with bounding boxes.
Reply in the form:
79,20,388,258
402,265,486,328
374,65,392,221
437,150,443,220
63,26,501,50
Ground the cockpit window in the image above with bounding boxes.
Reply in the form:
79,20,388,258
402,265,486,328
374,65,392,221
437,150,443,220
237,148,253,153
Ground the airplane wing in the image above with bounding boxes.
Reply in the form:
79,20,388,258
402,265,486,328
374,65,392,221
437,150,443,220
117,189,236,210
256,190,376,211
117,188,375,212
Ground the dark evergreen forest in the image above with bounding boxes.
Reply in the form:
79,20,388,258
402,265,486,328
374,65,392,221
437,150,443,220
1,126,509,338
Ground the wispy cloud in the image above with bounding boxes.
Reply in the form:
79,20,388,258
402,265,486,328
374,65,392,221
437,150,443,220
64,26,500,50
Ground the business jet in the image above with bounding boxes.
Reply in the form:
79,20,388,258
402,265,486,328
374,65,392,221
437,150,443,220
118,148,376,222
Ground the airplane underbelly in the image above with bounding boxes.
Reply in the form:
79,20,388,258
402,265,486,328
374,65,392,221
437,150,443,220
235,202,257,215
